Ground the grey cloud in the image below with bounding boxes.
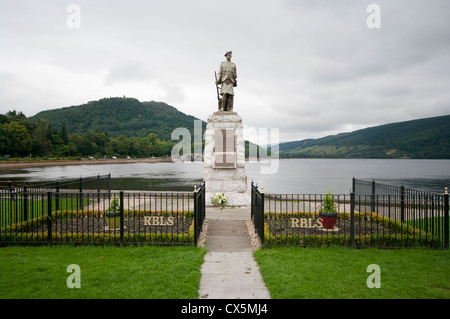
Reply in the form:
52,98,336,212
0,0,449,143
104,61,153,86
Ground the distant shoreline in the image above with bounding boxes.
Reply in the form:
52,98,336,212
0,158,173,170
1,157,446,171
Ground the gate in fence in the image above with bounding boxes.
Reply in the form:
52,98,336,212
251,181,449,249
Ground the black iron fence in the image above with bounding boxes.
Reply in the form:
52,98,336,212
251,183,449,249
0,175,112,230
251,182,265,246
194,182,206,246
1,174,112,194
0,181,206,246
352,177,444,198
353,178,449,237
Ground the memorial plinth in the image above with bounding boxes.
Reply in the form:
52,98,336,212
203,111,250,206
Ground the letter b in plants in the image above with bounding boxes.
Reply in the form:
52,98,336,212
66,264,81,288
366,264,381,288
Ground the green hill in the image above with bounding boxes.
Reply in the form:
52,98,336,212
25,100,450,159
278,115,450,159
29,97,205,139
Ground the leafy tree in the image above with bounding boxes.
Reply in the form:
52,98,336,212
68,133,94,156
0,114,8,125
31,119,51,156
2,121,32,156
59,121,69,144
110,135,130,156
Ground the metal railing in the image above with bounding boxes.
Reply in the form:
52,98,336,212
0,182,206,246
194,181,206,246
251,184,449,249
0,175,112,228
251,182,265,245
353,177,444,198
3,174,112,194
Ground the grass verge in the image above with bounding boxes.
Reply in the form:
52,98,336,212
0,245,206,299
253,247,450,299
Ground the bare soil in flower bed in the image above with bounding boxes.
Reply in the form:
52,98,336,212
267,218,401,237
26,216,193,235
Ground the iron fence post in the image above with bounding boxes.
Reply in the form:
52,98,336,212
250,181,255,223
259,187,265,246
350,192,355,247
97,175,101,205
79,177,83,210
400,186,405,222
444,187,449,249
194,185,198,246
120,191,124,246
55,181,60,212
202,182,206,228
250,181,254,220
23,185,28,222
9,183,14,224
47,191,52,245
371,180,376,213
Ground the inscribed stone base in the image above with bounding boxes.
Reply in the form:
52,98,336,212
203,111,250,206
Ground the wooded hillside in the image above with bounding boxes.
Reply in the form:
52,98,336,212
30,97,205,139
277,115,450,159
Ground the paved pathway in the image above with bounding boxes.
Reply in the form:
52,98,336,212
198,207,271,299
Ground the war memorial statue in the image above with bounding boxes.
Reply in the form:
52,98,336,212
215,51,237,112
205,51,250,206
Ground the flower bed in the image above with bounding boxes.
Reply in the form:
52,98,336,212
262,211,443,248
0,209,196,245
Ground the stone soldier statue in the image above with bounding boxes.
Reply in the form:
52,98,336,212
216,51,237,111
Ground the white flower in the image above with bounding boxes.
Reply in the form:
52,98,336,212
211,192,228,206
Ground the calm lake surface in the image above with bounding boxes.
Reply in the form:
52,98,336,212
1,159,449,194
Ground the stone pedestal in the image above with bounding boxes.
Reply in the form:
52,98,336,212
203,111,250,206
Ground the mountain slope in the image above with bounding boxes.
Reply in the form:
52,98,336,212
278,115,450,159
29,97,205,139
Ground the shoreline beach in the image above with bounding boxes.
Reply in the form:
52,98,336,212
0,158,173,170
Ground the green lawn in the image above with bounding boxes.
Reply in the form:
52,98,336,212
2,245,449,300
254,247,450,299
0,245,206,299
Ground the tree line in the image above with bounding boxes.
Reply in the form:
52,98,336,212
0,111,176,158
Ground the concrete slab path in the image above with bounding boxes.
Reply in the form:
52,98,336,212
198,207,271,299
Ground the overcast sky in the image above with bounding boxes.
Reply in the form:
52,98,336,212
1,0,449,144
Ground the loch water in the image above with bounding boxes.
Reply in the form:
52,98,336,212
1,159,449,195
